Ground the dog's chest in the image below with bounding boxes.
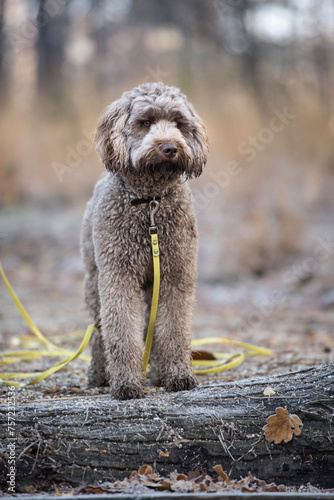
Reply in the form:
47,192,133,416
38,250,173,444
108,199,197,286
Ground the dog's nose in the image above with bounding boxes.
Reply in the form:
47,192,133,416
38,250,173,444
161,143,177,158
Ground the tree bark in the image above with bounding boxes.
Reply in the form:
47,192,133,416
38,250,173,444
0,363,333,491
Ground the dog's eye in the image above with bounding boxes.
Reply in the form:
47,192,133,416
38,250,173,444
143,120,151,127
176,120,188,130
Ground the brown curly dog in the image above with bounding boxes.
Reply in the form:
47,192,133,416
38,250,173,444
81,82,209,400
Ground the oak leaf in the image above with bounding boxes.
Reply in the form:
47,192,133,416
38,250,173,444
263,407,302,444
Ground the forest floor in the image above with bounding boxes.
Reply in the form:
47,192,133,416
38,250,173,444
0,201,333,495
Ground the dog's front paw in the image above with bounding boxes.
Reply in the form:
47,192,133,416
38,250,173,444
111,383,145,400
164,374,198,392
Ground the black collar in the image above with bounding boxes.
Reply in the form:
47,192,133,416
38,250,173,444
130,196,161,206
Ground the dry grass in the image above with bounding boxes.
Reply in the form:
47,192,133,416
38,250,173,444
1,83,333,272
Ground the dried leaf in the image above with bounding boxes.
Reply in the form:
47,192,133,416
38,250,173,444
161,480,171,490
187,467,203,481
158,451,169,457
264,482,286,492
263,387,276,396
248,474,286,492
171,480,196,493
169,471,179,482
263,406,302,444
142,482,159,488
76,465,289,495
138,465,153,476
43,388,62,394
242,486,257,492
78,485,109,494
238,476,250,488
213,465,228,481
177,474,187,480
206,478,218,492
192,350,216,360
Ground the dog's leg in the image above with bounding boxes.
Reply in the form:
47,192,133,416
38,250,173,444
88,328,108,387
151,286,198,392
82,215,108,387
84,264,108,387
98,274,146,400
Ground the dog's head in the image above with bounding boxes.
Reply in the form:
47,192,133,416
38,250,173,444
94,83,208,180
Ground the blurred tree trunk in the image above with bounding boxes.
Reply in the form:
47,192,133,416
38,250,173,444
89,0,116,91
0,0,6,100
238,1,262,106
36,0,69,97
313,39,332,112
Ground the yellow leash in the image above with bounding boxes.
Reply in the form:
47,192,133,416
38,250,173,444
0,263,94,387
143,232,160,373
141,198,272,375
143,199,161,373
0,200,271,387
191,338,272,375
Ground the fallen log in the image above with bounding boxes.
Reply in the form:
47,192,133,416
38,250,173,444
0,363,333,491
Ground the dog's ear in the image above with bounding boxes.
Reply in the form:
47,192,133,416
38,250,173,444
94,96,130,173
187,104,209,179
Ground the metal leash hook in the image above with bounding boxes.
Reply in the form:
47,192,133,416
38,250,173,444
149,198,159,234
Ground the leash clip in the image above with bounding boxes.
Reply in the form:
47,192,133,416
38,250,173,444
149,199,159,234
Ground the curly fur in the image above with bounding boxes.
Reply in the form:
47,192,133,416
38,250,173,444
81,82,209,400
